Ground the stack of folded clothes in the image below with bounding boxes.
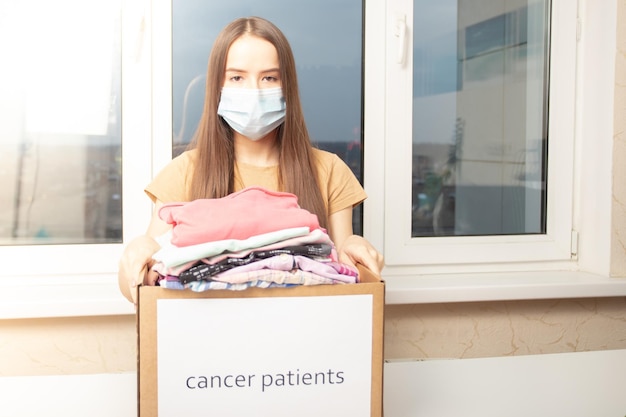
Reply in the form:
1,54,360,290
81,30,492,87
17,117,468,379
150,186,359,292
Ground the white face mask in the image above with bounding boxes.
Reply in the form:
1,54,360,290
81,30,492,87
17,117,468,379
217,87,286,140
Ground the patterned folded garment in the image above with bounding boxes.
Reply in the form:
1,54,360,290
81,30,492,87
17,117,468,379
157,268,346,292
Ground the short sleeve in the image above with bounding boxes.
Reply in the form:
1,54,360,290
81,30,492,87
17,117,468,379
144,151,195,203
314,149,367,215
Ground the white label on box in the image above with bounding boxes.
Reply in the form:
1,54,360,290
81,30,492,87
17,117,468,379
156,294,373,417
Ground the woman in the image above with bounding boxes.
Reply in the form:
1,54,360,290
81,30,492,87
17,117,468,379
118,16,383,303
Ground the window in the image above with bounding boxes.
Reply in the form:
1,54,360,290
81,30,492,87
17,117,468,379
412,2,548,238
374,0,577,270
0,0,152,277
0,0,122,245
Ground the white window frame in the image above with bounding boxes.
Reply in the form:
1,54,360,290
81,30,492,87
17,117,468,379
365,0,614,271
376,0,576,269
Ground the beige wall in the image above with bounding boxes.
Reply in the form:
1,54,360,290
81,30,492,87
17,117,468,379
1,3,625,377
2,297,625,376
0,316,136,376
385,297,626,360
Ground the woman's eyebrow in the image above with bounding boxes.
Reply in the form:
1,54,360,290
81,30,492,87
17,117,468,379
225,67,280,73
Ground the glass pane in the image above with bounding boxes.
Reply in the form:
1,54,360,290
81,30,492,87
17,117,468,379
172,0,364,233
411,0,549,237
0,0,122,245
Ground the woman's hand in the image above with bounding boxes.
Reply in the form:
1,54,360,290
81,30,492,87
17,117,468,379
337,234,384,276
328,207,384,276
118,235,161,304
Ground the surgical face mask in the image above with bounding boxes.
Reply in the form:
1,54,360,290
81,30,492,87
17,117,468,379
217,87,286,140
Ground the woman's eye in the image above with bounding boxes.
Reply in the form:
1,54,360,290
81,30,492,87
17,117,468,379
230,75,243,82
262,76,278,82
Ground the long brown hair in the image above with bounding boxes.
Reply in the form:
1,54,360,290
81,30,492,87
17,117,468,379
187,16,328,229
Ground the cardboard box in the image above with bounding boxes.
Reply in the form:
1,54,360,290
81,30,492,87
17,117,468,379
137,265,384,417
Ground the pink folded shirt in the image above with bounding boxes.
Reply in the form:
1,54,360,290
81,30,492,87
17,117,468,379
159,186,321,247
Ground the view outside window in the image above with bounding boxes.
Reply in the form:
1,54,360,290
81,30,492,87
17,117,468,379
0,0,122,245
172,0,364,233
411,0,549,237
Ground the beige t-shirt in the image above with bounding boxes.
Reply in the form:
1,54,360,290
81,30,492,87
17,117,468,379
145,148,367,216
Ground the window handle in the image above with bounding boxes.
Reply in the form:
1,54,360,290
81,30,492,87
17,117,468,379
394,13,407,65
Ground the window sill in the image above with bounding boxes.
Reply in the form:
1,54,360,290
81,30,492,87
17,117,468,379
0,274,135,319
384,270,626,304
2,271,626,319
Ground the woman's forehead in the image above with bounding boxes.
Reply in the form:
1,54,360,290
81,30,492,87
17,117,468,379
226,35,279,70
